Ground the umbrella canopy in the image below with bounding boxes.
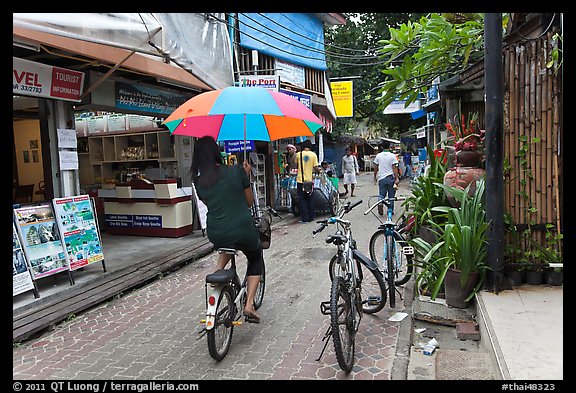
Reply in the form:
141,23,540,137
162,86,324,142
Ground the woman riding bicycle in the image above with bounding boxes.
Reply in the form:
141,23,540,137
191,136,263,323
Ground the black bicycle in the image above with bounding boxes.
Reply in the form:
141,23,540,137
313,200,386,373
364,196,414,309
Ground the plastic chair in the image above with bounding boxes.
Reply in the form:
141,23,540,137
14,184,34,204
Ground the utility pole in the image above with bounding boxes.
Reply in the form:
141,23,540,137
484,13,509,292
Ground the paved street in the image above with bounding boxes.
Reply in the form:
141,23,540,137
13,172,414,380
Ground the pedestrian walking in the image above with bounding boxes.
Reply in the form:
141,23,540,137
296,139,319,223
373,140,400,215
341,147,360,197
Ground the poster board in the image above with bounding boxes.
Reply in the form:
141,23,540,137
53,195,105,271
190,183,207,232
13,204,69,279
13,222,36,297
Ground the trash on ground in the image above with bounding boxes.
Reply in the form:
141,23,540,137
414,327,426,333
388,312,408,322
423,338,438,356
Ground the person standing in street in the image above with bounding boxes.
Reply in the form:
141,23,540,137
403,148,413,179
296,139,319,223
373,140,400,215
284,144,297,175
341,147,360,197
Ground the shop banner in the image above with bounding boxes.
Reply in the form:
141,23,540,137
13,204,68,279
53,195,105,271
330,81,353,118
238,75,279,91
13,222,35,296
13,57,85,102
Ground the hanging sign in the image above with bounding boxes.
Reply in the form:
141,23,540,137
13,204,69,279
13,222,35,296
13,57,85,102
330,81,353,118
53,195,105,271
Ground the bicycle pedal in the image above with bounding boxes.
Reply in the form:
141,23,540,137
232,321,243,326
320,301,330,315
367,296,381,305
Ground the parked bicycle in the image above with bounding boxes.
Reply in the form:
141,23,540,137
364,196,414,309
312,200,386,373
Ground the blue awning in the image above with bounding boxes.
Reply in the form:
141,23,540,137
238,13,327,71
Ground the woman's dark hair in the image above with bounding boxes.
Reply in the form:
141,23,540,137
190,136,222,189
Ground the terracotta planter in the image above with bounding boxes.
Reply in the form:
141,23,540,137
456,150,481,167
444,268,480,309
443,166,486,207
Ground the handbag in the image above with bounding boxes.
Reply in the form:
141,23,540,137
300,151,314,195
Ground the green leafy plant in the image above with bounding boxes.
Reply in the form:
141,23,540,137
402,145,449,234
410,178,490,301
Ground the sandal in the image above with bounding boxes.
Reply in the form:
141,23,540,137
243,311,261,324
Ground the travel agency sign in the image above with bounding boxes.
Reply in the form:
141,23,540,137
13,57,85,102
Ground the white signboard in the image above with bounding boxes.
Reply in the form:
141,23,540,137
59,150,79,170
57,128,78,149
13,222,35,296
383,99,422,115
276,58,305,88
13,57,85,102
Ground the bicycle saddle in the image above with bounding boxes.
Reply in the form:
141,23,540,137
206,268,236,284
325,234,348,246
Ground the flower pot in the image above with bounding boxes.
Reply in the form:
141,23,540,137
544,270,563,286
443,167,486,207
525,271,543,285
444,268,480,309
456,150,481,167
506,270,525,287
418,225,437,244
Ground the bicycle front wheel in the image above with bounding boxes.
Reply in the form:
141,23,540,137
207,286,235,361
369,230,414,286
386,236,396,308
330,276,355,373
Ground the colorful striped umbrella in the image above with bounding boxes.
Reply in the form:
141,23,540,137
163,87,324,157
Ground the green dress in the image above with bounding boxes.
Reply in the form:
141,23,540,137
196,165,259,250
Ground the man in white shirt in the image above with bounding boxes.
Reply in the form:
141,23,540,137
373,140,400,215
341,147,360,197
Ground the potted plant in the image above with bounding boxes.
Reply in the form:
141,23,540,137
503,212,526,286
529,224,563,286
443,112,486,207
430,178,490,308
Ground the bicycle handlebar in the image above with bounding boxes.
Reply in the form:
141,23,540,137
312,199,363,236
363,195,407,215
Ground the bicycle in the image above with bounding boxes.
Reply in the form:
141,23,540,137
200,203,278,361
364,196,414,309
312,200,387,373
201,247,266,361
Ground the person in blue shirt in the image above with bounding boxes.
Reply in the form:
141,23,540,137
403,149,413,179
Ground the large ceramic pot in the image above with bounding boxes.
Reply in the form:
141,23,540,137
456,150,481,167
444,268,480,309
443,166,486,207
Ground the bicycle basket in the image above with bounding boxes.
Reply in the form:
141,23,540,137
253,210,272,249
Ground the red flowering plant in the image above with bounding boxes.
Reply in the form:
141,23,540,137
445,112,485,153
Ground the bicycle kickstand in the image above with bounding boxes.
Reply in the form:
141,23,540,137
394,285,404,302
316,325,333,362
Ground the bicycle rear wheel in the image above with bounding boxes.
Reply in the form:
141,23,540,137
253,255,265,310
369,230,414,286
207,286,235,361
329,255,386,314
330,276,355,373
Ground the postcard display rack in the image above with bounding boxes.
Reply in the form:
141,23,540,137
13,195,106,298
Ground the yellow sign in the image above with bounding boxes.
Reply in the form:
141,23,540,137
330,81,353,118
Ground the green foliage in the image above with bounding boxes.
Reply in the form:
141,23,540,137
375,13,487,110
402,145,449,233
